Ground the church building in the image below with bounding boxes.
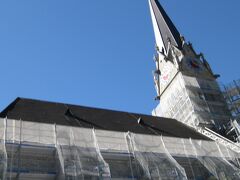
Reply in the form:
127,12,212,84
0,0,240,179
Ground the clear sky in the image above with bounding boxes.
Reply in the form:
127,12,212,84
0,0,240,115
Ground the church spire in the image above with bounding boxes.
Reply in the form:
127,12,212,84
148,0,182,54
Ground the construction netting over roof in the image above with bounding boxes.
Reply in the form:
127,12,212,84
1,118,240,179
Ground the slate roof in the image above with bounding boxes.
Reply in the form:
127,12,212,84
0,97,209,140
149,0,182,52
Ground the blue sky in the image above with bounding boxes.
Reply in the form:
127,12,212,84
0,0,240,114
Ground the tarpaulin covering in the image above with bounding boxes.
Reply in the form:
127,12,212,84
127,133,187,180
0,119,7,180
1,118,240,179
56,126,111,179
190,139,240,180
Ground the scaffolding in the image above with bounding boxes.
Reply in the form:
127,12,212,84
0,118,7,180
153,73,231,130
190,139,240,179
222,79,240,119
220,79,240,142
1,117,240,179
56,126,111,179
127,133,187,179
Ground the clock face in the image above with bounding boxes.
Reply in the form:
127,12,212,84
186,58,203,73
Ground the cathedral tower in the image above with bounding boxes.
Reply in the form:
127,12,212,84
149,0,231,133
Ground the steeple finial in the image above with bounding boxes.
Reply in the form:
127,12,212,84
148,0,182,55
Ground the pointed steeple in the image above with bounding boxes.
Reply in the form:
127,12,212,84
149,0,182,54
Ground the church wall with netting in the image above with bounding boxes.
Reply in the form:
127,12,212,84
0,118,240,180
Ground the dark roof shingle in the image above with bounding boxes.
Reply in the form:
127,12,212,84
0,97,209,140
